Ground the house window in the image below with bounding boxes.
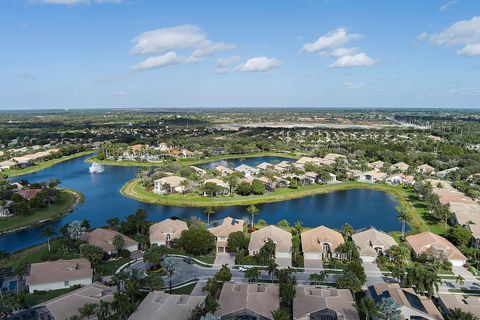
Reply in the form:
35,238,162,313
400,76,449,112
322,243,331,252
166,234,171,241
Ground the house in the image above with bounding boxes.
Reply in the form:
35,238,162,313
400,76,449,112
323,153,346,163
367,283,444,320
406,232,467,267
347,169,362,180
16,188,42,200
386,174,415,186
437,167,459,179
358,170,387,183
369,160,385,170
153,176,187,194
26,258,93,293
129,291,205,320
301,226,345,260
0,160,16,170
149,218,188,246
215,165,234,176
293,287,359,320
352,227,397,262
190,165,207,175
256,162,274,171
276,160,291,169
468,225,480,248
215,283,279,320
438,293,480,318
40,283,115,320
208,217,245,253
248,225,292,266
82,228,138,255
203,178,230,196
390,162,410,172
448,202,480,226
234,164,259,177
0,200,12,217
417,164,436,175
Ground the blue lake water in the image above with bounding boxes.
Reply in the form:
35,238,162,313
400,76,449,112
0,155,401,253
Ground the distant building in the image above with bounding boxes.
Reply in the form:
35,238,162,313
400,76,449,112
208,217,245,253
215,165,234,176
390,162,410,172
149,218,188,247
358,170,387,183
153,176,187,194
369,160,385,170
215,283,279,320
416,164,436,175
234,164,259,177
26,258,93,293
203,178,230,196
293,287,359,320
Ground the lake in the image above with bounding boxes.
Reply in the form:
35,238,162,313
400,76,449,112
0,155,401,253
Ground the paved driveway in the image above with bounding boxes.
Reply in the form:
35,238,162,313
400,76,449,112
213,253,236,267
275,257,292,269
304,259,323,271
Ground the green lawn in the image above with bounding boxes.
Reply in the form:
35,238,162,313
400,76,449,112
25,286,80,307
0,188,82,234
3,150,95,178
96,257,132,275
169,282,197,295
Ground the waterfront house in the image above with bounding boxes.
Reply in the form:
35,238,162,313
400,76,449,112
234,164,259,177
129,291,205,320
417,164,436,175
256,162,275,171
369,160,385,170
153,176,187,194
215,165,234,176
386,174,415,186
390,162,410,172
248,225,292,265
293,287,359,320
301,226,344,260
367,283,444,320
208,217,245,253
149,218,188,247
203,178,230,196
26,258,93,293
276,160,291,169
406,231,467,267
438,293,480,318
215,283,279,320
40,283,115,320
358,170,387,183
16,188,42,200
352,227,397,262
82,228,138,256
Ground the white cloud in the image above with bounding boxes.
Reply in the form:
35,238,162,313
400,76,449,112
456,43,480,56
329,47,360,58
31,0,120,4
215,56,241,73
416,32,429,42
235,57,281,72
439,0,457,12
330,52,375,68
131,52,185,71
301,28,362,53
131,24,235,70
422,16,480,56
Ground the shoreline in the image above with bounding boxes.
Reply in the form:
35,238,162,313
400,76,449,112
84,151,300,167
4,150,95,178
0,188,84,235
120,179,426,231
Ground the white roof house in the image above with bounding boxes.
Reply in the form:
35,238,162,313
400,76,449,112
234,164,259,177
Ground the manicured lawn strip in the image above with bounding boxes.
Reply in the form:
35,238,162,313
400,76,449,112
169,282,197,295
96,257,132,276
25,286,80,307
85,151,300,167
4,150,95,178
0,188,82,234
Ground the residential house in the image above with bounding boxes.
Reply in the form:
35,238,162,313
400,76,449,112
449,202,480,226
437,167,459,179
438,293,480,318
0,160,16,170
16,188,42,200
406,231,467,267
323,153,347,163
369,160,385,170
149,218,188,247
40,283,115,320
296,157,320,166
215,165,234,176
417,164,436,175
301,226,345,260
386,174,415,186
203,178,230,196
358,170,387,183
390,162,410,172
276,161,291,169
153,176,187,194
256,162,275,171
367,283,444,320
248,225,292,266
352,227,397,262
215,283,279,320
468,225,480,248
208,217,245,253
190,165,207,175
129,291,205,320
26,258,93,293
234,164,259,177
293,287,359,320
0,200,12,217
82,228,138,256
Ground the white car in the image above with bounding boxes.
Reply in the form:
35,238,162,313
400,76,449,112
238,266,248,272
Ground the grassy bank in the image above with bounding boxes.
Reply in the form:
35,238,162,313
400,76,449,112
122,179,431,232
3,150,95,178
0,188,83,234
85,151,300,167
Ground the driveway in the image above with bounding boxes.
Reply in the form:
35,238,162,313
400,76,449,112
275,257,292,269
213,253,236,267
304,259,323,271
362,261,386,285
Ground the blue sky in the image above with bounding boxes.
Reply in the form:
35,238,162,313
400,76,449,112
0,0,479,109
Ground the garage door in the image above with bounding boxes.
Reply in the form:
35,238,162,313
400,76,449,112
304,252,322,260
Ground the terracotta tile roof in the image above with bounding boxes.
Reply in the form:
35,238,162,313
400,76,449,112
301,226,344,253
438,293,480,317
406,232,466,262
153,176,187,188
26,258,93,286
248,225,292,254
16,189,42,200
352,227,397,257
82,228,138,253
149,219,188,243
208,217,244,238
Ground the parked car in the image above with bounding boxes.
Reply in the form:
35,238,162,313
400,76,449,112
238,266,248,272
183,257,194,264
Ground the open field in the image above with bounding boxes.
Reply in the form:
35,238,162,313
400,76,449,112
3,150,95,178
0,188,83,234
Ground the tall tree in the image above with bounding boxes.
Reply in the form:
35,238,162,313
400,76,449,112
163,256,180,292
356,297,380,320
41,226,56,252
204,206,216,225
246,205,260,227
112,234,125,258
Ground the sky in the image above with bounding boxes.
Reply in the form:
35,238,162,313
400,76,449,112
0,0,479,109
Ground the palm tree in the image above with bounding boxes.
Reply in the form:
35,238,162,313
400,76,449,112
78,303,98,319
455,275,465,285
267,260,278,283
246,205,260,227
106,217,120,231
341,223,354,241
41,226,56,252
112,234,125,258
96,300,110,320
447,308,479,320
179,179,190,194
245,267,261,282
356,297,380,320
292,220,303,236
397,208,409,239
163,257,179,292
204,206,216,225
